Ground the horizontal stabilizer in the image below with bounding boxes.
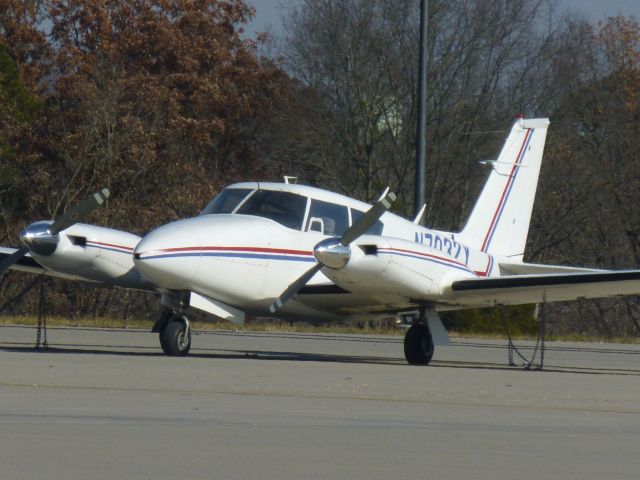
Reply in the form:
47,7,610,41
498,261,603,276
449,270,640,307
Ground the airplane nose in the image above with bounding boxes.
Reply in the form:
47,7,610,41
133,220,201,289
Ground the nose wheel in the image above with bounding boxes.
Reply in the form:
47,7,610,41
156,311,192,356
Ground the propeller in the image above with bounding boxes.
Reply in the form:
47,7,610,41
48,189,110,235
0,188,110,275
0,247,29,274
269,188,396,313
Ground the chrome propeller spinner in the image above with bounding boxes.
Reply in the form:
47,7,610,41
20,220,57,255
313,237,351,269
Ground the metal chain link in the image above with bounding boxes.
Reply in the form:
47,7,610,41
35,280,48,350
504,300,547,370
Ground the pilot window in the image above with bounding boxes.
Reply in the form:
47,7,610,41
351,209,384,235
305,199,349,235
200,188,252,215
236,190,307,230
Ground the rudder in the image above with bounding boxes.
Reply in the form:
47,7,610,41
458,117,549,261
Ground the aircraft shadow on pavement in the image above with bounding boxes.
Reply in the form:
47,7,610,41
0,343,161,358
191,348,402,365
2,342,640,375
427,359,640,376
0,342,398,365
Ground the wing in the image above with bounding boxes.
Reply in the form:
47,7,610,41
0,246,114,283
0,247,46,275
449,270,640,307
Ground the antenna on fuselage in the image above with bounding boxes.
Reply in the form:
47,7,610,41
479,159,527,167
413,204,426,224
283,176,297,184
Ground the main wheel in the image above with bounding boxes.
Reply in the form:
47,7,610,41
404,323,434,365
161,320,191,357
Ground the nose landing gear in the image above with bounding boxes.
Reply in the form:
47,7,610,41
154,309,192,356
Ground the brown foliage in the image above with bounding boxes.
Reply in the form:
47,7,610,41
0,0,47,87
1,0,290,318
38,0,288,232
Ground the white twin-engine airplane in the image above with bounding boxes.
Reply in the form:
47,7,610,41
3,117,640,364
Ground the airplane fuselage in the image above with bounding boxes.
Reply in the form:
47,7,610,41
132,182,500,320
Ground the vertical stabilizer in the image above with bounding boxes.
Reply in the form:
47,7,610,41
458,118,549,261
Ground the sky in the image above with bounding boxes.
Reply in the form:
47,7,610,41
244,0,640,37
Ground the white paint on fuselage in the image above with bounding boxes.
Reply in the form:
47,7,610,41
134,182,502,318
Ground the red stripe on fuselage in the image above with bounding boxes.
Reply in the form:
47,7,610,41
473,255,493,277
87,240,134,252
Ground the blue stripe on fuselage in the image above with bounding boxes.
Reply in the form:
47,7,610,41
140,252,316,262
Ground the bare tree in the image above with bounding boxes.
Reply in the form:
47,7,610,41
528,16,640,336
278,0,567,226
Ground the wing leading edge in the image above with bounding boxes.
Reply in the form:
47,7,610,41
0,246,123,284
449,270,640,307
0,247,46,274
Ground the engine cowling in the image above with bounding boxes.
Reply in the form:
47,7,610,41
319,235,475,302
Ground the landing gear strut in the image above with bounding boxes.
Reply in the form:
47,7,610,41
403,307,434,365
154,309,191,357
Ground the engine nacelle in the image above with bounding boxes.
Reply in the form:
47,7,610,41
320,235,476,302
30,223,152,290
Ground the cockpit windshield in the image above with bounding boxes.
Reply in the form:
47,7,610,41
236,190,307,230
200,188,252,215
201,186,363,234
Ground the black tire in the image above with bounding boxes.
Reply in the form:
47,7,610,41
156,310,173,354
161,320,191,357
159,328,170,354
404,323,434,365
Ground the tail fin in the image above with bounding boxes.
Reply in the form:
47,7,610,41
458,118,549,261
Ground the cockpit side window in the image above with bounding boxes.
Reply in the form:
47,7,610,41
351,209,384,235
236,190,307,230
305,199,349,236
200,188,253,215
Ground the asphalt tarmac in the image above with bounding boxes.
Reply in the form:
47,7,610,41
0,325,639,480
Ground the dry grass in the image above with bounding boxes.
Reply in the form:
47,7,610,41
0,315,402,336
0,315,155,330
0,315,638,344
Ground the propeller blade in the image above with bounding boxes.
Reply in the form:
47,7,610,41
340,189,396,246
49,188,110,235
0,247,29,275
268,263,323,313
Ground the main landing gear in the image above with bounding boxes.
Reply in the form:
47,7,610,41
403,307,435,365
153,309,192,356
